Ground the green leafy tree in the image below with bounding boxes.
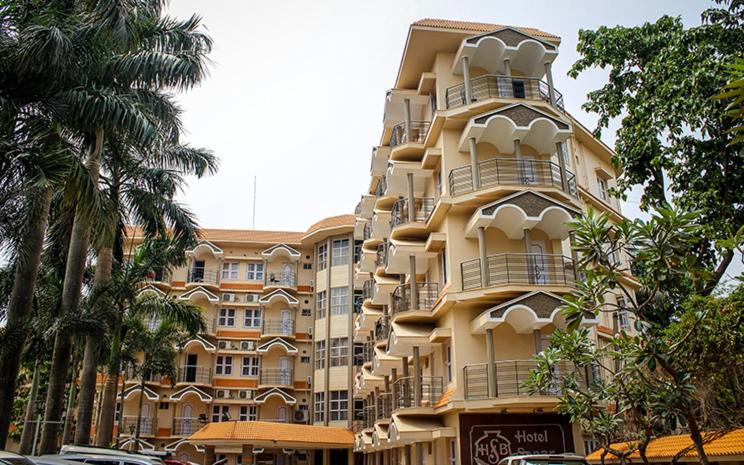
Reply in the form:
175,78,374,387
717,58,744,143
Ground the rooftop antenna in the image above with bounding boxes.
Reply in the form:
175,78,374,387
252,175,257,230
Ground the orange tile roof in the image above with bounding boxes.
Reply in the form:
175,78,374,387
412,18,559,41
189,420,355,447
304,214,356,237
586,429,744,462
434,386,456,408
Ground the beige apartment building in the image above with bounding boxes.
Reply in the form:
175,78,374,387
112,215,362,465
351,19,629,465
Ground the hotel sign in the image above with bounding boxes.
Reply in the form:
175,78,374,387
459,414,574,465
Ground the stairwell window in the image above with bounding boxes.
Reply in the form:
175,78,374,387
315,340,326,369
332,238,350,266
316,291,327,319
329,390,348,421
330,337,349,367
218,308,235,327
221,262,239,280
330,287,348,315
216,356,233,375
314,392,325,423
243,308,261,328
317,243,328,271
246,262,264,281
239,405,257,421
241,356,259,377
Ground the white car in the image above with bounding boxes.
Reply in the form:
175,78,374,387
51,454,157,465
59,447,162,465
0,451,36,465
498,454,590,465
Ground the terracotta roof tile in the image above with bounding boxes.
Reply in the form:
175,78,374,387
434,386,456,408
304,214,356,237
586,428,744,462
189,420,355,446
412,18,559,41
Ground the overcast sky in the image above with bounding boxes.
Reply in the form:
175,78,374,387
165,0,709,233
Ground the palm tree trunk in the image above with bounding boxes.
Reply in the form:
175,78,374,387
39,129,104,454
61,359,79,445
133,376,146,450
0,187,53,448
95,316,123,446
19,361,41,454
74,246,114,445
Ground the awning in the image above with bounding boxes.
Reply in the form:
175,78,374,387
388,416,456,445
188,421,354,450
386,321,437,356
586,428,744,463
372,346,400,376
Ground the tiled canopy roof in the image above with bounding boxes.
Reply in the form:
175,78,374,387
304,213,356,236
412,18,559,41
189,420,355,447
586,428,744,462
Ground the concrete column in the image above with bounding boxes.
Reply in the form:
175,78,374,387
409,255,418,311
416,442,424,465
374,386,381,421
468,137,480,189
462,56,472,104
323,237,332,426
405,445,412,465
402,358,409,407
322,449,330,465
504,58,512,77
514,139,522,159
524,229,533,284
544,61,556,106
413,346,421,407
485,328,496,398
476,227,489,287
555,141,569,193
391,368,398,410
403,97,412,143
406,173,415,223
348,450,354,465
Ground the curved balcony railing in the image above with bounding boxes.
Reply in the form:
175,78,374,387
177,365,212,384
376,392,393,421
363,405,376,429
394,376,444,409
121,416,157,436
445,75,565,111
449,158,578,197
461,253,576,291
363,279,374,302
390,198,435,229
390,282,439,315
462,360,596,400
264,271,297,288
187,267,219,286
262,318,295,336
363,222,372,241
172,417,205,436
375,241,388,268
390,121,431,147
374,315,390,344
374,175,387,197
260,367,294,386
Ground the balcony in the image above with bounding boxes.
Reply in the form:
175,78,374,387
363,405,376,429
463,360,594,400
390,198,435,229
390,121,430,147
124,367,163,385
373,175,388,198
172,417,206,436
261,318,295,337
393,376,444,409
264,271,297,289
363,279,375,302
259,367,294,387
355,340,374,365
374,315,390,344
177,365,212,384
445,75,564,111
390,283,439,316
120,416,157,436
375,242,388,269
449,158,577,198
144,268,171,290
461,253,576,291
186,267,219,287
376,392,393,421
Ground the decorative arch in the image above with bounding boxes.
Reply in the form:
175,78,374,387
122,385,159,401
181,336,216,353
262,244,301,261
187,240,223,258
179,286,220,303
253,387,296,405
165,439,205,453
256,337,298,354
170,385,213,402
137,284,166,298
258,289,299,306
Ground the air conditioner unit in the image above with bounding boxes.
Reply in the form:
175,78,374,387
307,327,313,336
222,293,236,302
306,376,312,386
238,390,252,400
218,340,228,349
215,389,229,399
293,409,309,424
245,294,258,303
241,341,255,351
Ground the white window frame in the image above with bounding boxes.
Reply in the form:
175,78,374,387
221,262,239,280
212,405,229,422
218,308,235,327
314,392,325,423
243,308,261,328
597,176,608,201
317,243,328,271
330,287,348,316
316,290,327,319
445,344,452,382
215,356,233,375
315,340,326,369
329,390,348,421
330,337,348,367
239,405,258,421
246,262,264,281
331,238,350,266
241,356,259,377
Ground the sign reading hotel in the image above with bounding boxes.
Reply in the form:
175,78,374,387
459,414,575,465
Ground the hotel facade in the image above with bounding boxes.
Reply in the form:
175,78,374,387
110,18,630,465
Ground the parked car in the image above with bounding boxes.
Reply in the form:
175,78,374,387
59,447,162,465
28,456,81,465
51,454,157,465
0,452,36,465
498,454,590,465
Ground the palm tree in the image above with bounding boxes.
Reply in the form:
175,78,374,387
121,295,203,447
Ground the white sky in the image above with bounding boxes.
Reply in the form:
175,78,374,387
166,0,709,232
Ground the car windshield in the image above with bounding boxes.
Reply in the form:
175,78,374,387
2,458,36,465
523,460,588,465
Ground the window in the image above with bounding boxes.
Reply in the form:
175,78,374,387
221,262,239,280
115,402,121,421
440,248,448,285
239,405,257,421
330,287,348,316
353,343,365,366
246,262,264,281
597,176,608,201
354,240,363,264
303,263,312,270
316,291,327,319
159,402,169,410
330,337,348,367
216,356,233,375
331,239,350,266
300,356,310,364
617,297,631,331
241,356,259,376
329,390,348,421
444,344,452,382
314,392,325,423
212,405,230,422
315,340,326,369
243,308,261,328
218,308,235,327
301,308,311,317
449,439,457,465
317,243,328,271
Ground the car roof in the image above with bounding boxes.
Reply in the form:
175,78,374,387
0,453,26,459
31,456,82,465
504,455,588,461
54,455,153,464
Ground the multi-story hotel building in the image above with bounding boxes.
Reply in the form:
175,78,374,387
350,19,628,465
109,18,630,465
